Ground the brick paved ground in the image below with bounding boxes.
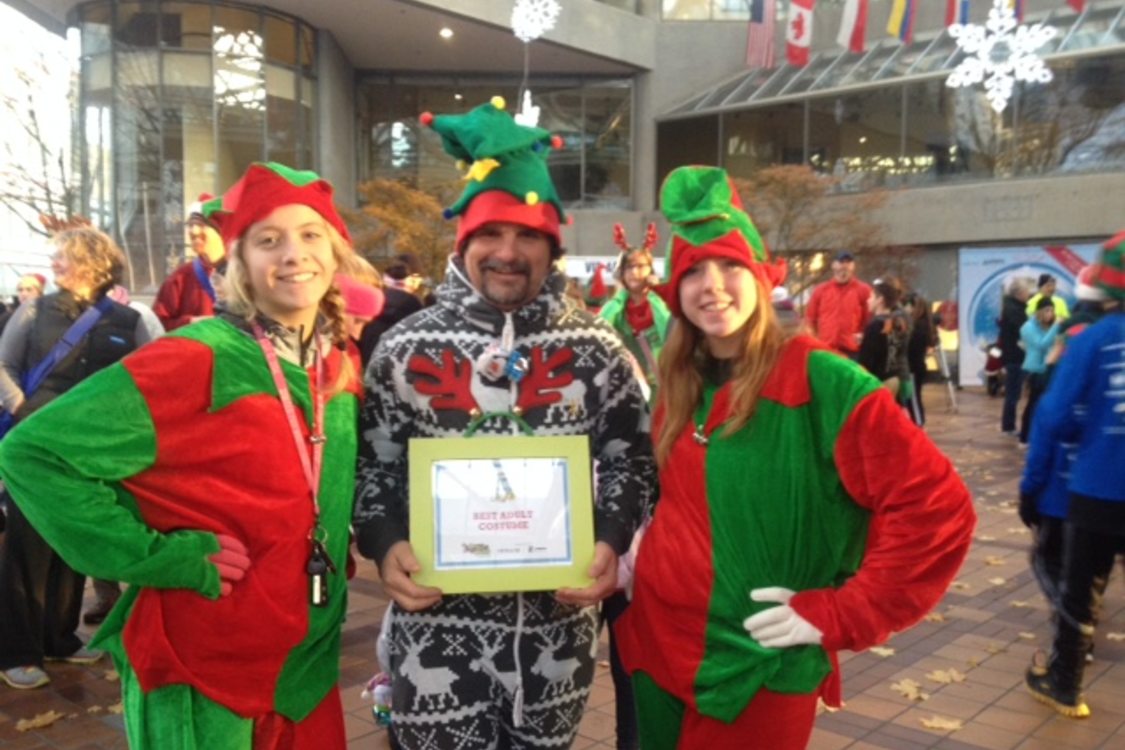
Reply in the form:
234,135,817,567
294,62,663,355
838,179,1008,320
0,386,1121,749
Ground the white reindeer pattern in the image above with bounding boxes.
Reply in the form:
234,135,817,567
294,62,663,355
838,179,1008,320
530,629,581,699
397,625,461,711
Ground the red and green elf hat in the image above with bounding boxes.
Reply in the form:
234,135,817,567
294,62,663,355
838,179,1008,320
420,96,566,248
202,162,350,246
653,165,786,316
1090,230,1125,302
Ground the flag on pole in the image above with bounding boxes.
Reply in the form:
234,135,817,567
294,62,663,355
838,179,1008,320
787,0,815,67
1009,0,1026,21
1066,0,1085,12
746,0,777,68
836,0,868,53
946,0,969,26
887,0,917,43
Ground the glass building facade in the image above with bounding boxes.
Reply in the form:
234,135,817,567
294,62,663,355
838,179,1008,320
71,0,317,290
659,6,1125,199
358,77,633,211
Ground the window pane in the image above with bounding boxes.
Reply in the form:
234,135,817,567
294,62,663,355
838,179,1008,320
300,78,315,169
657,116,718,200
213,9,266,189
115,1,159,49
162,55,215,268
713,0,749,21
81,1,112,55
663,0,710,21
265,14,297,66
266,65,298,166
299,24,316,72
582,83,632,208
538,89,584,205
160,2,211,50
723,103,806,179
115,51,164,290
809,88,903,190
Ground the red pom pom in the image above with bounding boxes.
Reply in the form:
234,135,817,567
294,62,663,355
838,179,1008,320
550,135,564,150
420,112,434,127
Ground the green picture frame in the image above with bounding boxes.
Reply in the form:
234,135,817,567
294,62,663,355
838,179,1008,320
408,434,595,594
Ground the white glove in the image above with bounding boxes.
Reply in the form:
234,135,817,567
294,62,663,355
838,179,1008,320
743,587,824,648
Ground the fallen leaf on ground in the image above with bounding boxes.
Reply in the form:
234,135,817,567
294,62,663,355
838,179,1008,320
967,657,982,668
988,577,1007,586
104,669,120,682
15,710,67,732
926,668,967,684
108,703,124,715
86,705,103,714
951,581,972,590
1006,527,1029,535
597,660,610,668
924,612,947,623
1010,600,1032,608
921,716,963,731
891,679,929,702
1018,632,1037,641
869,646,895,657
986,643,1007,654
986,490,999,497
976,535,997,542
1107,632,1125,642
998,507,1017,514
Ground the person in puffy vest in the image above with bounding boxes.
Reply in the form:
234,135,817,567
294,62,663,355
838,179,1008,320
0,227,150,690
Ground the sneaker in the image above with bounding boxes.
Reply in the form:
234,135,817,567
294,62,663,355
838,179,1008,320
1,666,50,690
1026,667,1090,718
45,646,103,665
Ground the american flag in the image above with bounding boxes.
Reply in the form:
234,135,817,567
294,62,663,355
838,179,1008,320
746,0,776,69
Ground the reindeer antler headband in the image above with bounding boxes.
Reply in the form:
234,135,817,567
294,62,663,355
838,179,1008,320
613,222,659,282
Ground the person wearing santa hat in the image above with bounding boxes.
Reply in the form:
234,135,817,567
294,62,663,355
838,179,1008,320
615,166,975,749
0,162,363,747
16,274,46,306
152,194,227,331
354,97,654,750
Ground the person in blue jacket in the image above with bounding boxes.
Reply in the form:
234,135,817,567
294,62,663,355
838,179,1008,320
1023,232,1125,719
1018,298,1060,445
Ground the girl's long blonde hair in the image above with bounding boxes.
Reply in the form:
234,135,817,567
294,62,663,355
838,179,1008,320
655,274,789,465
222,222,358,394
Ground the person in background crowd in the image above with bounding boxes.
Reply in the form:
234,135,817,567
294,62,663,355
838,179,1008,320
357,253,426,367
1023,232,1124,719
0,163,362,747
152,194,226,331
0,274,48,337
999,276,1032,436
354,99,654,750
336,273,384,351
1019,298,1060,446
0,227,151,690
615,166,974,750
804,250,871,358
905,293,938,426
599,222,671,401
1026,273,1070,323
1046,264,1107,371
857,278,915,417
564,276,588,311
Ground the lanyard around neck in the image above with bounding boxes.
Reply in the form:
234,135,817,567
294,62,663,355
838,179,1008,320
252,321,326,529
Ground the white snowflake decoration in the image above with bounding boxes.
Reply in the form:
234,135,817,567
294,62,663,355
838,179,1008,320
511,0,561,43
513,90,541,127
946,0,1057,113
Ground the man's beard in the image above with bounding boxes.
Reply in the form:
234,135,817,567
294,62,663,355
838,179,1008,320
479,259,533,307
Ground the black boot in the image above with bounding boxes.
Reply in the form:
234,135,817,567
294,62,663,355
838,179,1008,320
1026,622,1092,718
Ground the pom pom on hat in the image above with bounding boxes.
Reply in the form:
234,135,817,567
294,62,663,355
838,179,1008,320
1089,230,1125,302
336,274,385,321
1075,264,1107,303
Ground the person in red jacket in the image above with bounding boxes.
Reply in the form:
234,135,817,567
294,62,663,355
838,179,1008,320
804,251,871,357
152,195,226,331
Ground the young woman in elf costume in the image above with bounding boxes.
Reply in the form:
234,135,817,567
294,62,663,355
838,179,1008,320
615,166,976,749
0,162,362,749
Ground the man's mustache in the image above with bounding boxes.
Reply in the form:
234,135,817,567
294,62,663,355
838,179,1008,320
480,260,530,275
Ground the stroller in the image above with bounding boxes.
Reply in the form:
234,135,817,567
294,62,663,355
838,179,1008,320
982,341,1004,396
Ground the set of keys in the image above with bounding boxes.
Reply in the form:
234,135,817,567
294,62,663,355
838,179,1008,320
307,538,337,608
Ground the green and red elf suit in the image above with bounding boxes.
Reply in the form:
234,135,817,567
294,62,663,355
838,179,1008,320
615,166,976,750
0,163,362,750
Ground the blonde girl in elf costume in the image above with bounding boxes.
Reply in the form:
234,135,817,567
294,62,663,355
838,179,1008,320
615,166,976,749
0,162,362,749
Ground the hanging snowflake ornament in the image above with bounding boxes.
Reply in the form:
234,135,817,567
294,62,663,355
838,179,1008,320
511,0,561,43
946,0,1057,113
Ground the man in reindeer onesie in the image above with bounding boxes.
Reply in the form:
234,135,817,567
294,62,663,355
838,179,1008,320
353,97,656,749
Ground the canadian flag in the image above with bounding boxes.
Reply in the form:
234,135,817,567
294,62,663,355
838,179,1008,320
787,0,816,67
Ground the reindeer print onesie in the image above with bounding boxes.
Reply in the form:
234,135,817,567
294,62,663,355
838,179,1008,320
355,259,656,749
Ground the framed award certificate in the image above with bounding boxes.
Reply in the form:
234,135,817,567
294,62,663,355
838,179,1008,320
408,435,595,594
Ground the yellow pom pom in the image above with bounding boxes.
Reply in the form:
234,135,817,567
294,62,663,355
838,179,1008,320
491,96,506,110
525,191,540,206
